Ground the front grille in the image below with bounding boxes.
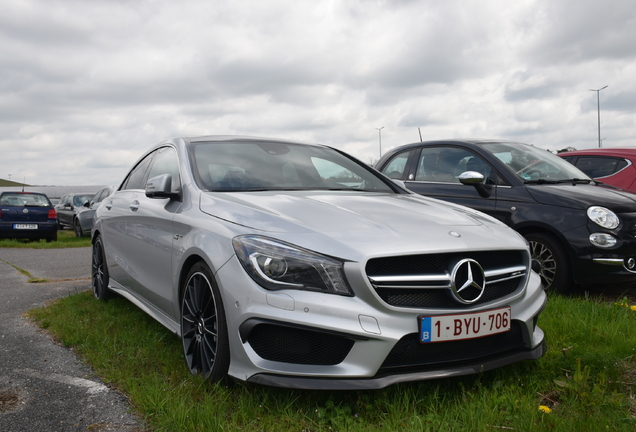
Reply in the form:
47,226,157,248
247,323,355,365
375,278,519,308
367,251,522,275
379,322,524,372
366,251,527,308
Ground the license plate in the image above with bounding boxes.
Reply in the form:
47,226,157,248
13,224,38,230
420,307,510,343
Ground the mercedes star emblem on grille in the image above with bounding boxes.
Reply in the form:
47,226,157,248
450,259,486,304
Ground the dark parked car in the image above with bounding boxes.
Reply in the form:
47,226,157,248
74,186,115,237
91,136,546,389
0,191,57,242
559,148,636,193
377,139,636,292
55,193,95,232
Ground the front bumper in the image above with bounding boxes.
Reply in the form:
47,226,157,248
247,340,546,390
564,220,636,285
0,222,57,240
216,256,547,389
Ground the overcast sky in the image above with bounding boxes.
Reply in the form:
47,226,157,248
2,0,635,186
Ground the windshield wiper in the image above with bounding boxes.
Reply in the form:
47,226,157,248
523,179,559,184
556,178,592,185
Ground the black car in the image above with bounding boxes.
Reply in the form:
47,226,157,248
376,139,636,292
55,193,95,232
0,191,58,242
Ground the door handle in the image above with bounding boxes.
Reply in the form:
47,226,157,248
105,201,112,210
129,200,140,212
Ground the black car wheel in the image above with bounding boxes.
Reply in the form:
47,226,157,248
74,219,83,237
525,232,572,292
92,236,113,301
181,262,230,382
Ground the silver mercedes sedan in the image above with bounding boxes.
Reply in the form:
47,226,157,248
92,136,546,390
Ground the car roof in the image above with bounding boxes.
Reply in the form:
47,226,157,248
558,147,636,158
186,135,323,146
383,139,525,154
0,191,47,197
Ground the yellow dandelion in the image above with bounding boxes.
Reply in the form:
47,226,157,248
631,305,636,311
538,405,552,414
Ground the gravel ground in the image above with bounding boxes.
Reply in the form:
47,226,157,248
0,247,142,432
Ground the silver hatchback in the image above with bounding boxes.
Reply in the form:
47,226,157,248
92,136,546,389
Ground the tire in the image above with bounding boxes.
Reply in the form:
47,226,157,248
181,262,230,382
525,232,572,292
74,219,83,237
92,236,113,301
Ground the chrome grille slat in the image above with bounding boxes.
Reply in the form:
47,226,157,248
366,251,527,308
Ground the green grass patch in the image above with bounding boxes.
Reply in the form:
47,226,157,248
0,230,91,248
28,292,636,431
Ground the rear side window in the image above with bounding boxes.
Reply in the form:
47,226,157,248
573,156,627,178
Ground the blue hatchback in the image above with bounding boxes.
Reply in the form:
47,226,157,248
0,192,58,242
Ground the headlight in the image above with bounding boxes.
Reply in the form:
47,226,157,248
587,206,620,229
232,235,353,296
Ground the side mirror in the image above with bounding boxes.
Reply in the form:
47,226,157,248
83,202,90,208
392,179,407,189
146,174,180,200
459,171,492,198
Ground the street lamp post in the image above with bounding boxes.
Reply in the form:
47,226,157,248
589,86,608,148
376,126,384,158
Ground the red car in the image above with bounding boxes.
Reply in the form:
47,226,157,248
559,148,636,193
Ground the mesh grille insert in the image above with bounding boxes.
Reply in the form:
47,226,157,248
247,324,355,365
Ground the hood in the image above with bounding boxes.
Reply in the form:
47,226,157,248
199,191,525,259
525,183,636,212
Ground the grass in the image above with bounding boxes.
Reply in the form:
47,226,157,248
0,229,91,248
27,291,636,432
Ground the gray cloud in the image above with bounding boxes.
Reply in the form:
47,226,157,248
1,0,636,185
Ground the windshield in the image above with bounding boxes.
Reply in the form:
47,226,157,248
481,142,591,183
191,141,395,193
73,195,94,206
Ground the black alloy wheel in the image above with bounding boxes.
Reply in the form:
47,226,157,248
92,236,113,301
181,262,230,382
525,232,572,292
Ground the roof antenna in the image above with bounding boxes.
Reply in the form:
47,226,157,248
22,177,25,192
418,127,423,142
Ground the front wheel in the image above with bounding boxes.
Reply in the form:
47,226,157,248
525,232,572,292
92,236,113,301
181,262,230,382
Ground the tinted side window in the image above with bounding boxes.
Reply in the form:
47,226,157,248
147,147,181,192
381,150,414,179
122,154,154,190
414,147,492,184
573,157,620,178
